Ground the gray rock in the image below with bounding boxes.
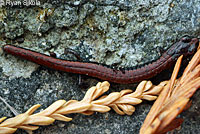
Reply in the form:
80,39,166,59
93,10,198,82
0,0,200,133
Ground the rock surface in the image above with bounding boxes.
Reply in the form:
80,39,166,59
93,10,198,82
0,0,200,133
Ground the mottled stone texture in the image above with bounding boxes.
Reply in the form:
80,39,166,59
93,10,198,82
0,0,200,133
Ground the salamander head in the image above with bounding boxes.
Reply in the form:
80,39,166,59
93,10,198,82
176,36,199,56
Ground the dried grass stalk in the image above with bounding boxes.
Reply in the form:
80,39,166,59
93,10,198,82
0,79,167,133
140,45,200,134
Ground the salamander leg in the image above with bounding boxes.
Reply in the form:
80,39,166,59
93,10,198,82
64,48,82,61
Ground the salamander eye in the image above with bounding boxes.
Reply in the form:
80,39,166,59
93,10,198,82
180,47,186,52
181,35,192,43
